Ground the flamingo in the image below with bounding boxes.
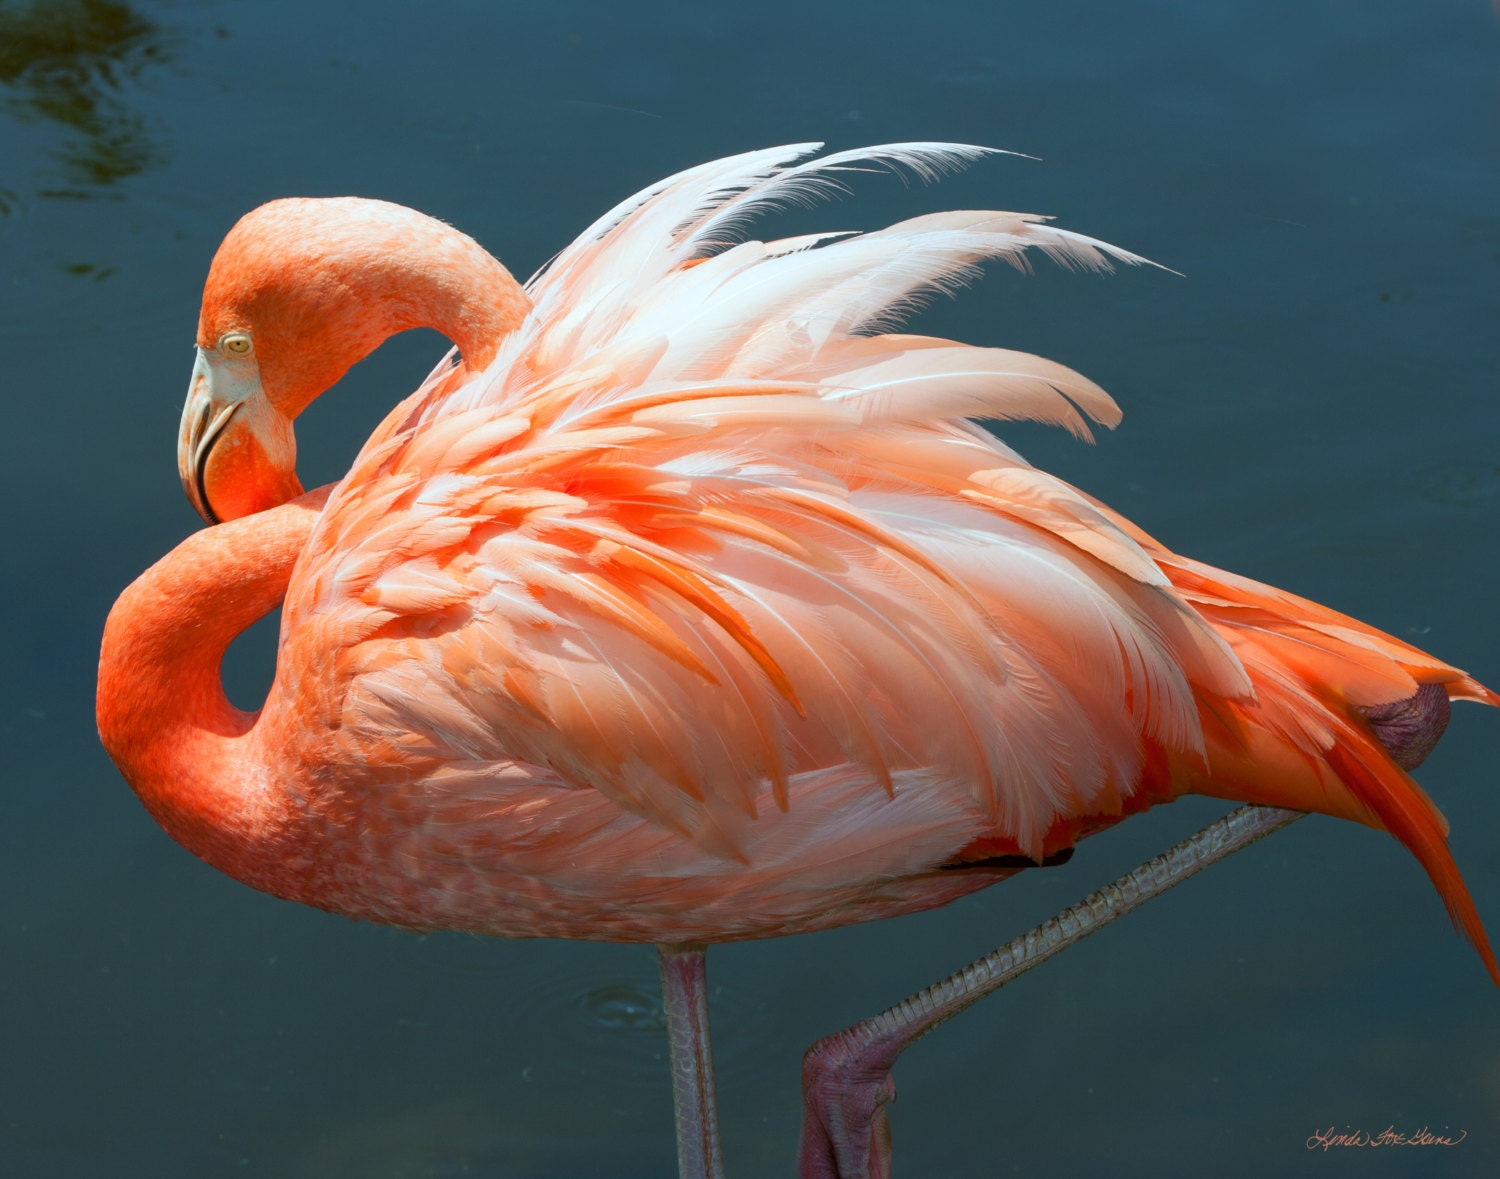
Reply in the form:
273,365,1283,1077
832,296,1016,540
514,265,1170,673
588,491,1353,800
97,144,1496,1178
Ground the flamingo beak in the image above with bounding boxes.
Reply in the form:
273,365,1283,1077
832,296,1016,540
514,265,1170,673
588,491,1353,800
178,346,302,524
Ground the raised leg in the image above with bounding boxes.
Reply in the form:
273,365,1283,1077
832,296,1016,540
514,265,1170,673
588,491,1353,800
658,942,726,1179
798,805,1305,1179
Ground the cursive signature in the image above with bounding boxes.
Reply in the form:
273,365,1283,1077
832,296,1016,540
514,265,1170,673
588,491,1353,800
1306,1125,1468,1151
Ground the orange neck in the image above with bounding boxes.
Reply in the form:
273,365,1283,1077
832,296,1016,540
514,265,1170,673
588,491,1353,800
97,490,329,878
198,197,533,420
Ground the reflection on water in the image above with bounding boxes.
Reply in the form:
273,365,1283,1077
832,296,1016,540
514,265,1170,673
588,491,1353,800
0,0,177,206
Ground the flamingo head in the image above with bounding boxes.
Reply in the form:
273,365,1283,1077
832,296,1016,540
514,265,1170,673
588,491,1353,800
178,328,303,525
179,197,529,523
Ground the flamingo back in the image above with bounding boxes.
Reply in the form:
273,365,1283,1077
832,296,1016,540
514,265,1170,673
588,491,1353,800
251,146,1491,954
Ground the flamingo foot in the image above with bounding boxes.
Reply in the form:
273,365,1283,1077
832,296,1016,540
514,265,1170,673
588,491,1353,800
1362,682,1450,770
796,805,1304,1179
799,1025,898,1179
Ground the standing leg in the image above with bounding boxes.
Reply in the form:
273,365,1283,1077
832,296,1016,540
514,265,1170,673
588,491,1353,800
798,805,1305,1179
658,942,726,1179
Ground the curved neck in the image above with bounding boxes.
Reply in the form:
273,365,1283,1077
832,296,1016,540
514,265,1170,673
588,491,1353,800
97,491,328,868
373,215,530,374
201,198,533,420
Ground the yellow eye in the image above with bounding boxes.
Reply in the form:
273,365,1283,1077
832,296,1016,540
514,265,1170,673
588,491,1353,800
221,333,253,356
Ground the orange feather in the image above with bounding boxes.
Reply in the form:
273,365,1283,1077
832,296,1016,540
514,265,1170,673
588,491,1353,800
104,144,1495,985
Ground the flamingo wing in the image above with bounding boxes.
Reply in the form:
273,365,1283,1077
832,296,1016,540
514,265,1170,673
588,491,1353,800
261,145,1251,879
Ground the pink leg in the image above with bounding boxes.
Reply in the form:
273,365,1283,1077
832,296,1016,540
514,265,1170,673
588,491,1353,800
658,942,726,1179
797,805,1305,1179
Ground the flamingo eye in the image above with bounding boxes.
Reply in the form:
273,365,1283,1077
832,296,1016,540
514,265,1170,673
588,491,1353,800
221,332,254,357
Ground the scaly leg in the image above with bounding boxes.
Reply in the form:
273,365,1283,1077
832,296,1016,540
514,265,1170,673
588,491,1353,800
658,942,726,1179
797,805,1305,1179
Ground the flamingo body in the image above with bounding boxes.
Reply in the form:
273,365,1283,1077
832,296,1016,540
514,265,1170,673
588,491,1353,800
100,145,1496,974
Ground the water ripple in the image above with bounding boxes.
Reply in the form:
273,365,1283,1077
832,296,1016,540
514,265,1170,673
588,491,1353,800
1417,463,1500,508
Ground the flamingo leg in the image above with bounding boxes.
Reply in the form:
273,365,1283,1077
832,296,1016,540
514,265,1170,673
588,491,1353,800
658,942,726,1179
797,805,1305,1179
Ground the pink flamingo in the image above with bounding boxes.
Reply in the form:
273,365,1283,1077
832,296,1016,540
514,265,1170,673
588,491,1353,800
98,145,1496,1177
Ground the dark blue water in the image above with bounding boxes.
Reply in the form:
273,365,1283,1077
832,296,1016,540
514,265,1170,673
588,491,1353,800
4,1,1498,1175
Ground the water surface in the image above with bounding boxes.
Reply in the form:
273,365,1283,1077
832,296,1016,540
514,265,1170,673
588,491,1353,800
4,1,1498,1175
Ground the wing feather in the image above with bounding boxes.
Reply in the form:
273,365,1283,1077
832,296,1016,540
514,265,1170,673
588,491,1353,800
274,144,1234,862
